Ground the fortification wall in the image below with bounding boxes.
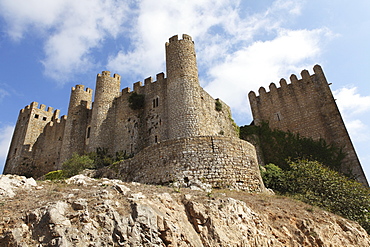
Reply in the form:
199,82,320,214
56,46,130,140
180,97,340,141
60,85,93,163
31,117,67,177
97,136,265,192
248,65,368,185
88,72,121,152
4,102,60,176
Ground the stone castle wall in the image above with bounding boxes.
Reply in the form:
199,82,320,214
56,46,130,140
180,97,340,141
4,34,242,190
97,136,265,192
248,65,368,185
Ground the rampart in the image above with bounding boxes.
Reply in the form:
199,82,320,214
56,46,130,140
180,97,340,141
248,65,368,186
96,136,265,192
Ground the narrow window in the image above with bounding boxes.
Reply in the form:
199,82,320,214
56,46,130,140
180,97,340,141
155,135,158,143
275,113,281,121
156,97,159,107
87,127,91,138
153,99,156,108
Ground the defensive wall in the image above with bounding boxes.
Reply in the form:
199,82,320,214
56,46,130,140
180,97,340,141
4,34,244,190
248,65,368,186
96,136,265,192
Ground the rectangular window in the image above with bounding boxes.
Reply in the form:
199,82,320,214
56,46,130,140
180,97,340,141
34,114,39,119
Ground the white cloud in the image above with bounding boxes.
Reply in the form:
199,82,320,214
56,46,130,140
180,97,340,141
204,28,332,116
334,87,370,116
0,88,9,100
333,87,370,142
0,0,130,82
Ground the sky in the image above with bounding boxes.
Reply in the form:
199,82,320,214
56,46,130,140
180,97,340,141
0,0,370,180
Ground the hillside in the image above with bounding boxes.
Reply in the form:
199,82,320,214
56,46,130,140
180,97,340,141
1,174,369,246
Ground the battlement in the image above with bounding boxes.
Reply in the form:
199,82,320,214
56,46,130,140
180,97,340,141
72,85,93,94
249,65,328,100
20,102,56,114
166,34,193,45
119,72,167,96
97,71,121,81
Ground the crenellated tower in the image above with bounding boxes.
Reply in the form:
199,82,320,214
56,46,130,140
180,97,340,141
60,85,93,163
165,34,202,139
87,71,121,152
4,102,59,175
248,65,368,186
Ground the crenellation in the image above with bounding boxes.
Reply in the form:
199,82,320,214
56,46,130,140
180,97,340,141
269,83,277,91
290,74,299,83
122,87,131,94
249,65,368,186
300,69,311,81
168,34,179,43
156,72,165,81
258,87,267,96
6,33,365,189
279,78,288,88
144,76,153,85
133,81,143,91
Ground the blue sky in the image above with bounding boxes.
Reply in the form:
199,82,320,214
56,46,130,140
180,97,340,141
0,0,370,180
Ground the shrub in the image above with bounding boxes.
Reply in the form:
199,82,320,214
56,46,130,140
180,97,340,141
215,99,222,112
240,122,345,172
128,92,145,110
44,170,66,180
262,160,370,234
61,153,95,178
260,164,286,192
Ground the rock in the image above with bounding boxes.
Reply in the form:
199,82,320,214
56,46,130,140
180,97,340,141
65,174,95,186
1,178,369,246
0,174,37,198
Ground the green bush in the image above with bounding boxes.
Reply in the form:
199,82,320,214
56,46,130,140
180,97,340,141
61,153,95,178
44,170,66,180
215,99,222,112
128,92,145,110
240,122,345,172
260,164,286,192
262,160,370,234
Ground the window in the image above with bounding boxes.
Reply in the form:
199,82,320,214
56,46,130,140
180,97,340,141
86,127,91,138
34,114,39,119
155,135,158,143
42,117,47,121
153,97,159,108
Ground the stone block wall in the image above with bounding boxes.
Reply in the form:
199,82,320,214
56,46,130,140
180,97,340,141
97,136,265,192
248,65,368,185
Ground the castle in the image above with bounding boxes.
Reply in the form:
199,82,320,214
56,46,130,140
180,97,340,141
4,34,367,188
4,34,265,192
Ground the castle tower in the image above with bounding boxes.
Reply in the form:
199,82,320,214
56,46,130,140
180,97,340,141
248,65,368,186
165,34,202,139
87,71,121,152
60,85,93,164
4,102,58,175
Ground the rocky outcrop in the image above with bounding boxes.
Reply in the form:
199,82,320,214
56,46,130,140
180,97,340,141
0,174,369,246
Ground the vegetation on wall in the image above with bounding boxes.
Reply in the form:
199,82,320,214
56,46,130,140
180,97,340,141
44,148,133,180
128,92,145,110
240,122,345,172
261,160,370,234
215,99,223,112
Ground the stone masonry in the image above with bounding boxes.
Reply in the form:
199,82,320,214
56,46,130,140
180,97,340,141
3,34,264,191
248,65,368,186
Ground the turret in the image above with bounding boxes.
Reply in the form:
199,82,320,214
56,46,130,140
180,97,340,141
60,85,93,163
88,71,121,151
165,34,202,139
4,102,58,175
